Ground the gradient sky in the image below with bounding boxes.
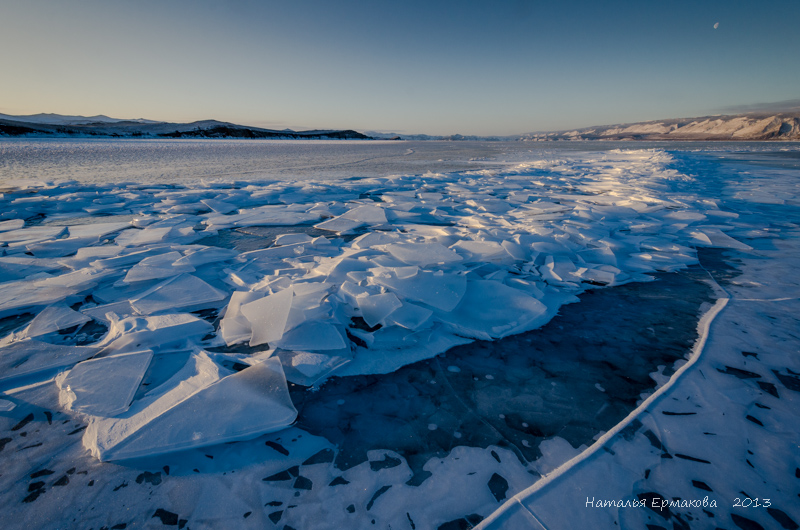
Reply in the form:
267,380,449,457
1,0,799,135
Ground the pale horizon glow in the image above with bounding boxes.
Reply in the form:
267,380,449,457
1,0,799,136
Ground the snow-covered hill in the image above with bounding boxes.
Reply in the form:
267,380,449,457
0,113,161,125
520,112,800,142
0,114,371,140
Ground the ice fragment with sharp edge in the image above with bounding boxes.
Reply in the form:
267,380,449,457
357,293,402,327
0,340,98,385
130,274,227,314
98,313,214,355
58,350,152,417
274,321,346,351
123,251,195,283
385,301,433,330
114,227,172,247
84,353,296,461
219,291,264,346
240,288,293,346
67,222,131,239
435,280,548,340
25,304,91,337
371,270,466,312
384,242,462,267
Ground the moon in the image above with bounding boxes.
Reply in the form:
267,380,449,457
713,22,719,29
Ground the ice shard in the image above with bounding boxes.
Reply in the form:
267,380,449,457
219,291,264,346
58,350,153,417
84,353,297,461
0,340,99,385
123,251,196,283
371,270,467,312
130,273,228,314
25,304,91,337
240,287,293,346
357,292,403,328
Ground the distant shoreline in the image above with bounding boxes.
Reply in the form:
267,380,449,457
0,124,372,141
2,109,800,142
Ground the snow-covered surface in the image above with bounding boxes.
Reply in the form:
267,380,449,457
0,141,798,529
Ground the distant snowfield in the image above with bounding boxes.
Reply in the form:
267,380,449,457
0,142,798,529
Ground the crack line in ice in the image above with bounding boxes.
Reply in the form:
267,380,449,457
432,356,528,465
476,295,730,529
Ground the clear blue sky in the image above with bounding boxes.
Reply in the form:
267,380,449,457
1,0,798,135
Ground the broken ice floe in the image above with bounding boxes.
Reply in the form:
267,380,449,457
239,288,293,346
58,350,153,417
129,273,227,314
23,304,91,338
123,251,196,282
96,313,214,355
0,148,758,460
0,340,98,386
84,352,297,461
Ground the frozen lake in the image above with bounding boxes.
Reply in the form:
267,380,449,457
3,137,797,186
0,139,798,529
0,139,514,185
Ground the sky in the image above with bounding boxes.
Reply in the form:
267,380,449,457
1,0,799,136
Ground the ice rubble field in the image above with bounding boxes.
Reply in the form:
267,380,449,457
0,146,798,529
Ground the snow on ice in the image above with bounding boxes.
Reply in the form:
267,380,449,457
0,149,759,465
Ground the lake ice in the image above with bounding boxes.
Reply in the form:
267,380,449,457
0,140,798,529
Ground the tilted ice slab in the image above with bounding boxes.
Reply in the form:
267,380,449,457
96,313,214,356
66,221,132,239
315,204,389,232
174,246,239,267
57,350,152,417
130,273,228,314
0,339,98,386
240,288,293,346
0,225,66,245
26,237,103,258
370,269,467,312
123,251,196,282
274,321,347,351
0,218,25,232
0,268,116,318
276,349,352,386
204,204,320,230
200,198,237,214
385,242,463,267
84,351,297,461
24,304,91,337
219,290,265,346
113,226,172,247
434,279,548,341
357,292,403,328
0,256,64,282
81,301,137,323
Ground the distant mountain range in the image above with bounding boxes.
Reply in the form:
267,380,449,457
516,111,800,142
368,111,800,142
2,111,799,142
0,113,370,140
